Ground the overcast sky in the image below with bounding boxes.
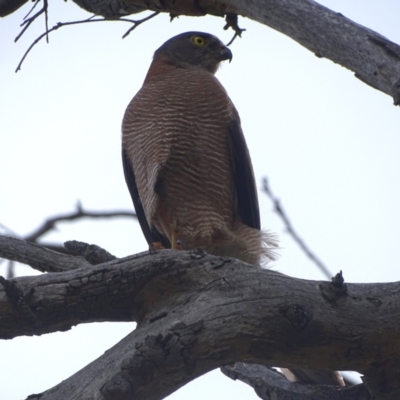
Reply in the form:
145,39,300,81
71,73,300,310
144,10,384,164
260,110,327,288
1,1,400,399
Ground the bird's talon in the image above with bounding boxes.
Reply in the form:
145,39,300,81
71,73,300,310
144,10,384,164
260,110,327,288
150,242,166,253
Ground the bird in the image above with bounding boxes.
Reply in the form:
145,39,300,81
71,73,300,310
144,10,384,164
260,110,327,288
122,31,277,265
121,31,343,387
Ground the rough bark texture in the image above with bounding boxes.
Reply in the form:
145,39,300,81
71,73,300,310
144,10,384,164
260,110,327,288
3,1,400,103
222,363,373,400
7,0,399,104
1,236,400,399
0,0,27,17
2,2,400,398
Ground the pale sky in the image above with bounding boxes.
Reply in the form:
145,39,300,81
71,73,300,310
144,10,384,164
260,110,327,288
1,1,400,399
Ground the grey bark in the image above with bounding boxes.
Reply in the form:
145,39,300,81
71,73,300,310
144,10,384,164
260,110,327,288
3,1,400,102
1,236,400,399
222,363,372,400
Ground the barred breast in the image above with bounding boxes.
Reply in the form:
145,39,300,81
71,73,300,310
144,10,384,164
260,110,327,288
123,66,275,265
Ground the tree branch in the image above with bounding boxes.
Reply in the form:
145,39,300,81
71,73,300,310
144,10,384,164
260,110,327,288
1,236,400,398
14,0,48,43
222,363,372,400
15,13,159,72
0,0,28,17
0,235,91,273
262,177,332,279
24,204,137,242
68,0,400,104
9,0,400,102
0,207,136,276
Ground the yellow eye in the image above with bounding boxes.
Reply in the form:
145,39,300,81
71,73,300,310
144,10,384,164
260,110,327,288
191,36,205,46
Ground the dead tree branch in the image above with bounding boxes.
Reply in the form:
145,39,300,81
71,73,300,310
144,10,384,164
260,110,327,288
15,12,159,72
0,236,91,272
24,204,137,242
0,0,28,17
1,236,400,399
0,206,137,277
262,177,332,279
68,0,400,105
6,0,400,102
222,363,371,400
15,0,49,43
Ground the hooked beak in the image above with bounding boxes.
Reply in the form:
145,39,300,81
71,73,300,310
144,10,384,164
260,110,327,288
219,46,233,63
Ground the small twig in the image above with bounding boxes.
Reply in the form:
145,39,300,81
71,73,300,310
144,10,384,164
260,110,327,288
223,13,246,46
15,12,160,72
121,11,159,39
24,204,137,242
262,177,332,279
16,17,102,72
44,0,49,43
15,0,48,43
23,0,40,20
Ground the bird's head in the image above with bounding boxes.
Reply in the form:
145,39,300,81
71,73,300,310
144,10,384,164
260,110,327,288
153,32,232,74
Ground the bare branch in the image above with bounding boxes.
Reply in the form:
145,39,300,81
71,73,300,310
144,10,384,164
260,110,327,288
24,205,136,242
1,237,398,398
23,0,40,20
0,207,137,275
222,363,371,400
14,0,48,43
262,177,332,279
44,0,49,43
0,235,91,272
0,0,29,17
55,0,400,104
121,11,159,39
15,13,160,72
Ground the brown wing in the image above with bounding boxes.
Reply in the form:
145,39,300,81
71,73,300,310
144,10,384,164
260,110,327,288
228,118,261,230
122,148,171,248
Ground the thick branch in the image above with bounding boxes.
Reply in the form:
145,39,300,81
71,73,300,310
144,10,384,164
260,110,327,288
0,0,28,17
0,236,90,273
1,237,400,398
222,363,372,400
67,0,400,104
4,0,400,100
224,0,400,104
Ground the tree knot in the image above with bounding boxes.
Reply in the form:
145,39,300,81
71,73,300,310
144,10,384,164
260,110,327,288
319,270,348,303
283,304,311,331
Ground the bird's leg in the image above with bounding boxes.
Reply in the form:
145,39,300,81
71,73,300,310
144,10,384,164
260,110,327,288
171,230,184,250
171,230,177,250
149,242,165,252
